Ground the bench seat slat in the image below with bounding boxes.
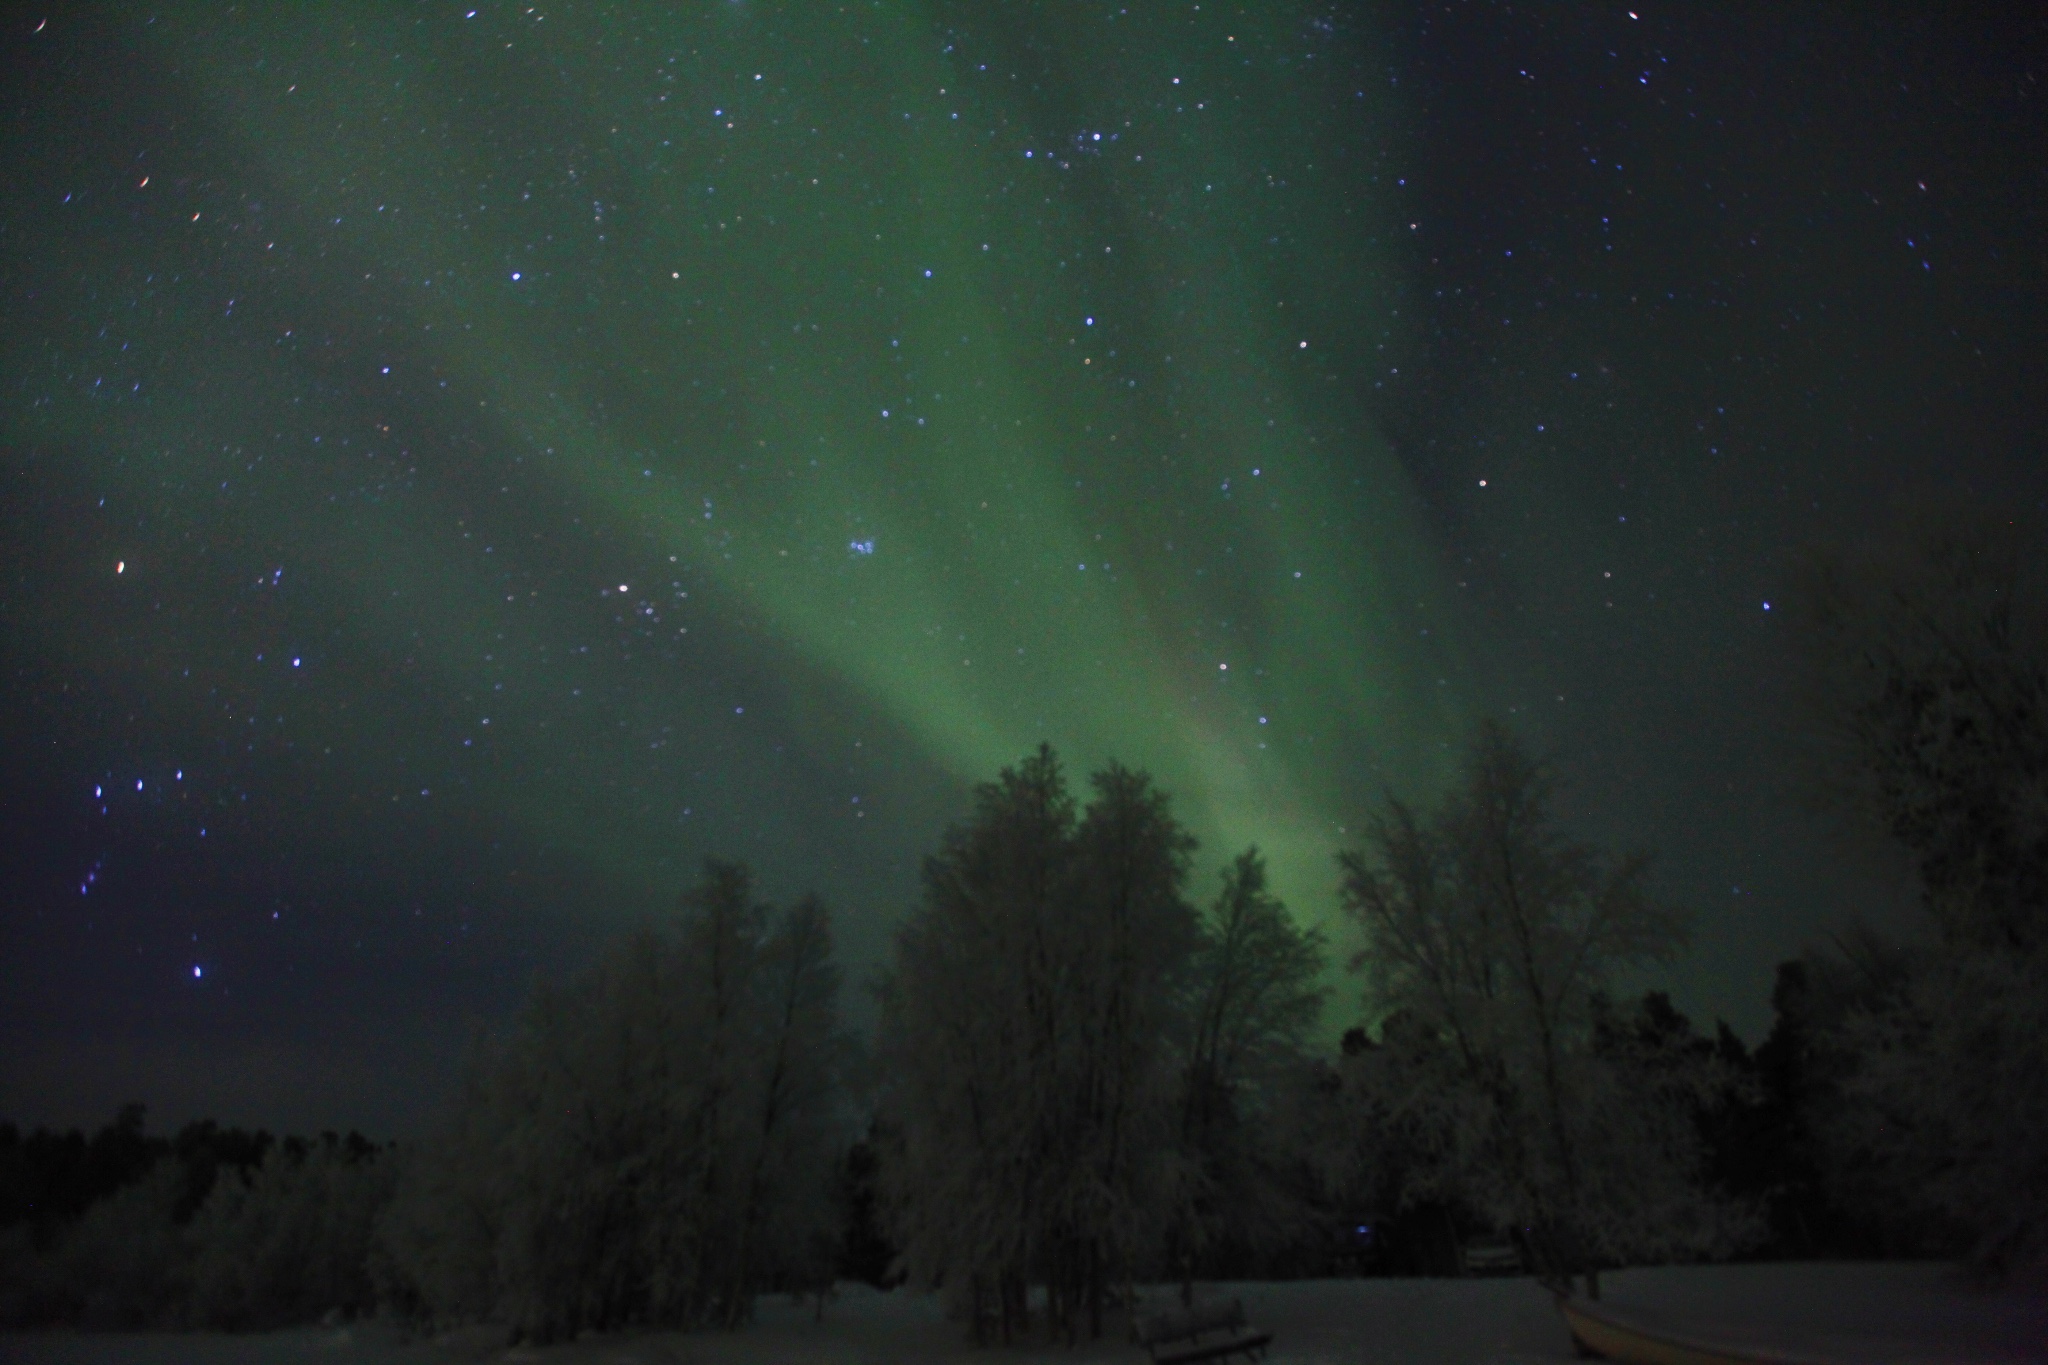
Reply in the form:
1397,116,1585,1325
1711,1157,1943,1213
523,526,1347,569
1140,1297,1270,1365
1153,1330,1271,1365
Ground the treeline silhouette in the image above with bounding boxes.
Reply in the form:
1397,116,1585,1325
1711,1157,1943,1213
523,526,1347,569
0,910,1959,1338
0,1107,384,1327
12,509,2048,1348
0,739,1991,1340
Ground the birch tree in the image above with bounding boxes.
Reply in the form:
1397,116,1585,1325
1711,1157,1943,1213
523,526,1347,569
1172,849,1328,1294
1797,511,2048,1275
876,746,1074,1344
376,860,850,1340
1340,721,1749,1298
876,747,1199,1343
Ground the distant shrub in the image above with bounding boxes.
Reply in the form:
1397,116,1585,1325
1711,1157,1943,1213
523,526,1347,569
0,1119,391,1331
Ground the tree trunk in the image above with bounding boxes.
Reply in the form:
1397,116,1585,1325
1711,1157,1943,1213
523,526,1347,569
1088,1239,1103,1340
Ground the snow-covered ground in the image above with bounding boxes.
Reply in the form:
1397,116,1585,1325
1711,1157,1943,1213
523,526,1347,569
4,1263,2043,1365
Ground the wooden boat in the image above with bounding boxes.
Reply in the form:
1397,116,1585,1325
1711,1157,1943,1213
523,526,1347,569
1557,1293,1847,1365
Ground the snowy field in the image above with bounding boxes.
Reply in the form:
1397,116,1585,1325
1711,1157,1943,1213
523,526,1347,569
4,1263,2044,1365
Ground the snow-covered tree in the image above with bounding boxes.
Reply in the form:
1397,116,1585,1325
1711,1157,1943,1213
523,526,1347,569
874,747,1074,1344
1339,721,1752,1298
13,1127,392,1330
1801,511,2048,957
1795,510,2048,1276
376,860,851,1340
1171,848,1328,1294
725,893,848,1313
875,747,1200,1343
186,1134,390,1328
1825,945,2048,1272
373,1063,502,1325
41,1158,191,1328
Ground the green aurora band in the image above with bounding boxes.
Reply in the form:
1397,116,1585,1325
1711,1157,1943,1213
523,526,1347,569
7,3,1473,940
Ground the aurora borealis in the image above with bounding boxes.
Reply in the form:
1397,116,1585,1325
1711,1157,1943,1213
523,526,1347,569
5,3,2044,1135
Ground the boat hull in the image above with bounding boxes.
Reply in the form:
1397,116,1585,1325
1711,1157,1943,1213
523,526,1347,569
1557,1294,1839,1365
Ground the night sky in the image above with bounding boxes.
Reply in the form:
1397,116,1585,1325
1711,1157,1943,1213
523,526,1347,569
3,2,2043,1138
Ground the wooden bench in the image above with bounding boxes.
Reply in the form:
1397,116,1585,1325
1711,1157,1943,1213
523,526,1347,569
1133,1298,1273,1365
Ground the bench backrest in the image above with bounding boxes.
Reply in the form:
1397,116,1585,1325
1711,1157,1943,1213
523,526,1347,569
1136,1298,1247,1346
